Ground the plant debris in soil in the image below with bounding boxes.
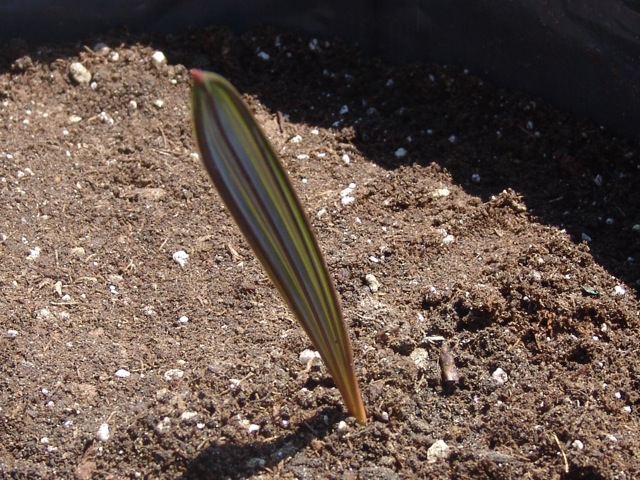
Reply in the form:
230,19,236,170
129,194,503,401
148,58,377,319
1,26,639,480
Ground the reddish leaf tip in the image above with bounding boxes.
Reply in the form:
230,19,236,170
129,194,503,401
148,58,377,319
190,69,203,83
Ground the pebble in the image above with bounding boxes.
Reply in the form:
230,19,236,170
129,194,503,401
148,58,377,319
410,348,429,371
164,369,185,381
471,173,481,183
155,417,171,435
257,51,270,61
7,329,18,337
364,273,381,292
613,285,626,296
442,234,455,245
178,315,189,324
96,423,110,441
433,187,450,198
151,51,166,65
248,423,260,434
69,62,92,84
299,349,322,366
427,439,450,462
336,421,348,434
115,369,131,378
572,439,584,450
180,411,198,423
491,367,508,385
172,250,189,268
394,148,407,158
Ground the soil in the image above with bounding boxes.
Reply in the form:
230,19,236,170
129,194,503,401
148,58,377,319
1,26,639,480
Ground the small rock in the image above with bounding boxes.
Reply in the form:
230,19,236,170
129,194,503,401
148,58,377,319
410,348,429,371
471,173,481,183
178,315,189,324
151,50,167,65
299,349,322,367
172,250,189,268
69,62,92,84
96,423,110,441
164,369,185,381
364,273,381,292
115,369,130,378
491,367,508,385
336,420,348,434
427,439,450,462
433,187,450,198
155,417,171,435
442,234,455,245
394,148,407,158
180,411,198,423
572,439,584,450
248,423,260,434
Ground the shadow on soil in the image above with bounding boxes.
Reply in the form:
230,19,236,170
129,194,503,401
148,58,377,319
182,410,337,479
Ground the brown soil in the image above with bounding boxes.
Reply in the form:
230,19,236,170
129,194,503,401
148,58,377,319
1,26,639,480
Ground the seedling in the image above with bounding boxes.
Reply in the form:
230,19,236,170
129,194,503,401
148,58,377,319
190,70,366,424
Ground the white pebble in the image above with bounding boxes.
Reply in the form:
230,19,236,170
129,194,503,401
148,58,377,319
572,439,584,450
299,349,322,366
442,234,455,245
433,188,450,198
27,247,41,260
290,135,303,143
178,315,189,324
427,439,450,462
257,51,270,61
151,50,167,65
613,285,626,296
339,105,349,115
172,250,189,268
248,424,260,434
394,148,407,158
115,369,131,378
364,273,380,292
337,421,348,433
410,348,429,371
155,417,171,435
153,99,164,109
96,423,110,441
68,62,92,84
340,183,356,197
341,196,355,206
471,173,481,183
180,411,198,422
164,369,185,381
491,367,508,384
7,329,18,337
342,154,350,164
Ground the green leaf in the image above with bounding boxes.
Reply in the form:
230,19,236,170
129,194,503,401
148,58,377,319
190,70,366,424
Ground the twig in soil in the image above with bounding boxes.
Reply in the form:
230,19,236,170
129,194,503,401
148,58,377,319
552,432,569,474
439,343,460,388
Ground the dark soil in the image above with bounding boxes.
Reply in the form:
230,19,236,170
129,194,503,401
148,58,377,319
1,26,639,479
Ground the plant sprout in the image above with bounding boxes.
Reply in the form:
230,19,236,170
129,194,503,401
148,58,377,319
190,70,367,425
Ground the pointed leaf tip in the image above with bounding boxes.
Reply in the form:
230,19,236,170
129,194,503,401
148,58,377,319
190,69,203,83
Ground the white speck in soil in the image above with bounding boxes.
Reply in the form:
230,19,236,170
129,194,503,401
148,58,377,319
299,349,321,366
151,51,167,65
427,440,450,462
395,147,407,158
172,250,189,268
115,369,131,378
96,423,110,442
164,369,185,381
364,273,381,292
491,367,508,384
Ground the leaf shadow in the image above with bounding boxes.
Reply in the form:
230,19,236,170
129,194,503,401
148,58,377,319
182,409,338,480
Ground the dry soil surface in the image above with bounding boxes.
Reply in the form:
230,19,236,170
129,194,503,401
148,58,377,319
1,27,639,479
